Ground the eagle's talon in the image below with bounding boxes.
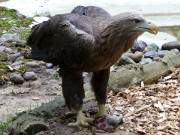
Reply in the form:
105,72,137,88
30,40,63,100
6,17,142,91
68,110,94,127
95,104,107,118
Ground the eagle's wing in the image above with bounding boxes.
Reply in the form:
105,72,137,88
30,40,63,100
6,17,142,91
27,14,96,65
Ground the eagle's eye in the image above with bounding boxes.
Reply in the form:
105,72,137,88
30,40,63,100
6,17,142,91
133,19,141,23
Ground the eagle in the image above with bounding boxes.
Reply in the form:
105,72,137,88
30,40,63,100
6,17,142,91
27,6,158,127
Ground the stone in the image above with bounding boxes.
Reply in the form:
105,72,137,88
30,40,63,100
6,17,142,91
26,61,41,68
127,51,143,63
131,40,147,53
9,52,22,62
116,54,136,65
162,41,180,51
11,61,24,70
140,58,153,65
23,71,37,81
144,51,158,59
46,63,53,69
144,43,159,53
10,73,24,84
157,50,169,58
0,33,21,45
170,48,179,54
0,46,14,54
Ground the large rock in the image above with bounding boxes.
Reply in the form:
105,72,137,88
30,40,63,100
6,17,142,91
162,41,180,51
131,40,147,53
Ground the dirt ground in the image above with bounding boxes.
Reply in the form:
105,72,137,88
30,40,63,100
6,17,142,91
0,65,62,122
2,68,179,135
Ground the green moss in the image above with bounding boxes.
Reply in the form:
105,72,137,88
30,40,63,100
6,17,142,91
0,63,9,81
0,19,12,29
16,65,27,74
0,52,8,61
0,122,8,135
51,73,60,80
19,29,31,40
0,7,18,19
0,7,33,31
16,18,33,27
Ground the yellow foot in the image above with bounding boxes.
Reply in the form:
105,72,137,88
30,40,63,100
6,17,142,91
68,110,94,127
95,104,107,118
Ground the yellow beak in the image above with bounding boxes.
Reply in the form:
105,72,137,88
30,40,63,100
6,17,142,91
146,22,158,35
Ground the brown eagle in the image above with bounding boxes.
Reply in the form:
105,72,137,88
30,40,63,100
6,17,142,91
27,6,158,127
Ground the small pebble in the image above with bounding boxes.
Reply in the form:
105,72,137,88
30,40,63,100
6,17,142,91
46,63,53,69
144,51,158,58
23,71,37,81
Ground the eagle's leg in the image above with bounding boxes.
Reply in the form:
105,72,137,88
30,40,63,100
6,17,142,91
60,69,93,127
91,68,110,118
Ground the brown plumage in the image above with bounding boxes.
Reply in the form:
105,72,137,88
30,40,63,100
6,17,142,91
27,6,158,127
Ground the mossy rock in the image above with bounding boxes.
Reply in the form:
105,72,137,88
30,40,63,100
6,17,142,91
15,65,27,74
0,63,10,83
18,29,31,40
0,52,8,61
0,7,33,31
0,6,18,19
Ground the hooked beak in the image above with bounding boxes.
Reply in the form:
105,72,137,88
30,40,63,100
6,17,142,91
137,21,158,35
145,21,158,34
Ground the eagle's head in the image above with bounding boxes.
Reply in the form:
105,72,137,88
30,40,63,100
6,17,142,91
111,12,158,37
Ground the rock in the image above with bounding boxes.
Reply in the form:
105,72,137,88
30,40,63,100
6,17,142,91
0,33,21,45
26,61,41,68
0,52,8,61
106,115,123,127
162,41,180,51
46,63,53,69
170,48,179,54
9,52,22,62
127,51,143,63
144,51,158,59
131,40,147,53
15,56,24,61
116,54,136,65
11,61,24,70
0,46,14,54
23,71,37,81
144,43,159,53
140,58,153,64
10,73,24,84
157,50,169,58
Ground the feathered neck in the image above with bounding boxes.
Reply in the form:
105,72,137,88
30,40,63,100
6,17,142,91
91,21,140,69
